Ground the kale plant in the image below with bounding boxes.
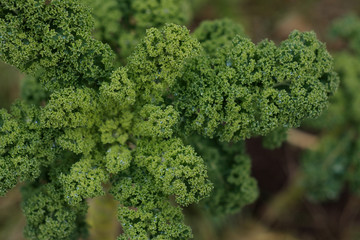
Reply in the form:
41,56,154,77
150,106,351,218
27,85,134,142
0,0,338,239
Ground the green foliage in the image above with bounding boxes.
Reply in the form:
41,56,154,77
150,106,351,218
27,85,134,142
82,0,198,61
0,0,338,239
0,102,50,195
110,168,193,240
187,135,258,218
21,183,88,240
173,31,338,142
0,0,115,91
127,24,202,104
135,138,213,206
133,105,179,138
60,157,109,206
99,67,136,111
105,145,132,174
301,15,360,202
193,18,246,57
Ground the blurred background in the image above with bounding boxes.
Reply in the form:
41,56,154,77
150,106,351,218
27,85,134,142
1,0,360,239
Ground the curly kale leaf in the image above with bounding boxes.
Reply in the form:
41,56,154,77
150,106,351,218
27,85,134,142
193,18,246,56
21,183,88,240
83,0,194,60
111,168,193,240
187,135,258,217
174,31,339,141
135,138,213,206
126,23,202,104
0,0,114,90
